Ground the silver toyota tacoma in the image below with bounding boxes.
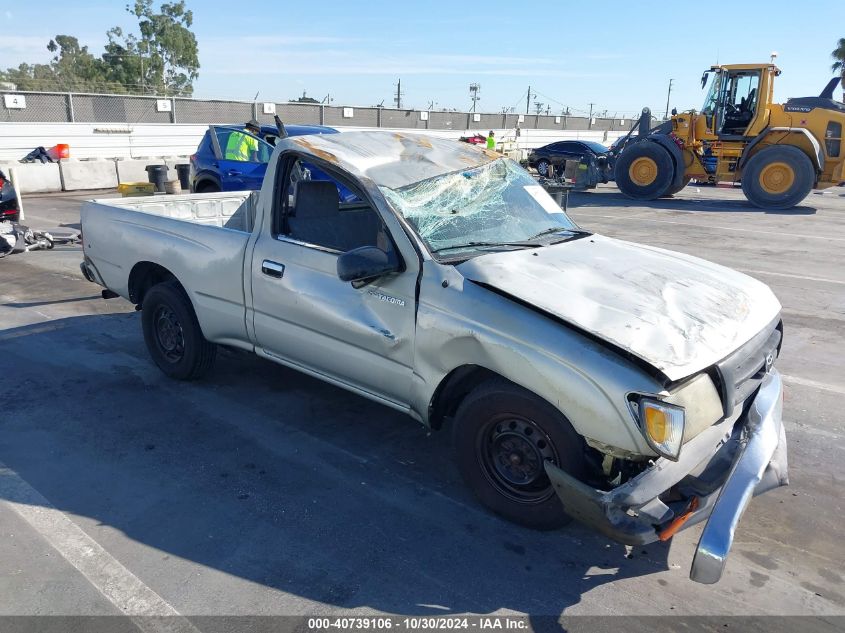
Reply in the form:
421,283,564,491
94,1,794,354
80,131,788,583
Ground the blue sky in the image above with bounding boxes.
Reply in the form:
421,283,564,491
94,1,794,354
2,1,842,116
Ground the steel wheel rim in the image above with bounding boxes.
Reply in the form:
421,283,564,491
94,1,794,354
154,305,185,363
476,414,559,504
759,161,795,194
629,156,658,186
538,161,549,176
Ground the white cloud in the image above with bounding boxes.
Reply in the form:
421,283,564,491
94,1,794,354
201,48,605,78
0,36,54,64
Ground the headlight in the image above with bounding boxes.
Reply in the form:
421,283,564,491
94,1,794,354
636,398,685,461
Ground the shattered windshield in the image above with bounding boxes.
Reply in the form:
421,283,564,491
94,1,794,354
380,159,580,256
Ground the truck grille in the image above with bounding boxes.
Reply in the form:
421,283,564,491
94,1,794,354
714,319,783,416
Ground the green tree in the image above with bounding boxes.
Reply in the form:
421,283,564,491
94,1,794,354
106,1,199,96
832,37,845,83
0,1,199,95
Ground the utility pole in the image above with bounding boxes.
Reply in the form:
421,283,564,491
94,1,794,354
394,79,403,109
469,83,481,112
664,78,674,120
525,86,534,115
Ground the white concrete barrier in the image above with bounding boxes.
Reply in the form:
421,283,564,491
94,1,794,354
0,161,63,193
59,159,118,191
115,159,154,184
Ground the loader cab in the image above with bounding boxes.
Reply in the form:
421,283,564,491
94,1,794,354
701,67,762,138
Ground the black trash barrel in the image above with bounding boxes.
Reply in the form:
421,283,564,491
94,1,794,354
145,164,169,193
175,163,191,191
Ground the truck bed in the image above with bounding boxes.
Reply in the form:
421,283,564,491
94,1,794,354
81,191,260,348
98,191,258,233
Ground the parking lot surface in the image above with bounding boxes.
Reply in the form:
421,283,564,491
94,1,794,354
1,185,844,626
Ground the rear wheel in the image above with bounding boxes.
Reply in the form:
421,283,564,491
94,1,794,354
536,159,551,177
663,176,692,197
615,141,675,199
453,379,588,530
141,281,216,380
741,146,814,210
195,180,221,194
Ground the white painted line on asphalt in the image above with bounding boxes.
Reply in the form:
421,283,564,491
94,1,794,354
782,374,845,396
0,462,201,633
576,213,845,243
735,269,845,286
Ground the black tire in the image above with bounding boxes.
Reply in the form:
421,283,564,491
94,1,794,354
141,281,216,380
741,146,814,210
615,141,675,199
536,159,551,177
663,176,692,197
196,180,221,194
453,379,588,530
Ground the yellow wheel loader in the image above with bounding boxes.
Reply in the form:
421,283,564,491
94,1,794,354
613,64,845,209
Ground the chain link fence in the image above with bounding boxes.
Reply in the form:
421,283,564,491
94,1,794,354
0,90,638,132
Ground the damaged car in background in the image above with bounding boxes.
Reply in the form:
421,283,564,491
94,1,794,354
79,131,788,583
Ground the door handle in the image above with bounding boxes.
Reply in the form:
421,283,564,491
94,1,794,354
261,260,285,278
227,169,242,177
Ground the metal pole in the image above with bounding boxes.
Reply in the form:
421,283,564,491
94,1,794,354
67,93,75,122
526,86,531,115
664,79,674,120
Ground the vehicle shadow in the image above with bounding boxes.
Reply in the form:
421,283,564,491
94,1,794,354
568,189,818,215
0,313,675,619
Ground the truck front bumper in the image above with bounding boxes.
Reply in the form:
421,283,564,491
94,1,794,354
544,369,788,584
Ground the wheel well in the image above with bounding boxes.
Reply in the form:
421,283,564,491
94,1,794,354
195,178,220,193
740,129,823,173
128,262,183,305
428,365,502,430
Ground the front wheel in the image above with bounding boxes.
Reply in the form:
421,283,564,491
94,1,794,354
741,146,814,210
453,379,588,530
615,141,675,199
141,281,217,380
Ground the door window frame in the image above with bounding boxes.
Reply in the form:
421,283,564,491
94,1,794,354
208,125,273,163
270,151,405,267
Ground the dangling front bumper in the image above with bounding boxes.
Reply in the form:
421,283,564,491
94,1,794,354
544,369,788,584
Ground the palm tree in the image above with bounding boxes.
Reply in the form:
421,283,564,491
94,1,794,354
832,37,845,81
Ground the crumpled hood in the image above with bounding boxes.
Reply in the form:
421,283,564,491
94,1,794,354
457,235,781,381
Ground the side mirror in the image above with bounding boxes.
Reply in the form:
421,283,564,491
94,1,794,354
337,246,399,284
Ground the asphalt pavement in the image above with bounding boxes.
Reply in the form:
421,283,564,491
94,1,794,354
0,185,843,629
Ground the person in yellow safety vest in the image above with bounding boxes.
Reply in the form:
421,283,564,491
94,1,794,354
225,119,261,162
486,130,496,151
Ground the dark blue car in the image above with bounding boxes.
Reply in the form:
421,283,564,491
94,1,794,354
189,124,337,193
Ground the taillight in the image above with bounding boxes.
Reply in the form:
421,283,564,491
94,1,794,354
190,154,197,162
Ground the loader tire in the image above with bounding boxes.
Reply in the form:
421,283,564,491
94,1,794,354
142,281,217,380
615,141,675,200
663,176,692,197
741,146,814,210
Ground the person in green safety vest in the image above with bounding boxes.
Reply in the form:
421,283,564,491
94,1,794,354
225,119,261,162
486,130,496,150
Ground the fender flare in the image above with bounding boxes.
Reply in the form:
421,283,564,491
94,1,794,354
647,134,686,192
738,127,823,172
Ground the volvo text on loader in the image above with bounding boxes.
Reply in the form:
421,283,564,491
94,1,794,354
613,63,845,209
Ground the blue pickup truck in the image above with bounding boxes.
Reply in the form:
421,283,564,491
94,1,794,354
189,124,337,193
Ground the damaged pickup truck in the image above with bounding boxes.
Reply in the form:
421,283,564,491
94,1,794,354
80,131,788,583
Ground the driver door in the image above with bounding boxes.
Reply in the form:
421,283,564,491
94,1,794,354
717,71,761,138
248,155,418,408
209,126,272,191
